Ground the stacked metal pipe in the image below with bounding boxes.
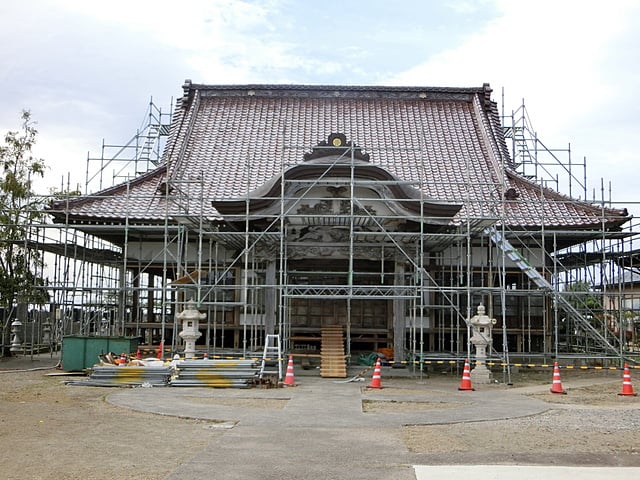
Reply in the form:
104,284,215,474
67,365,174,387
169,359,260,388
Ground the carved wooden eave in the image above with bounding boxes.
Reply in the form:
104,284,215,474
212,135,462,228
212,163,461,227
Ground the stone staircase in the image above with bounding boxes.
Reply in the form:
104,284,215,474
320,326,347,378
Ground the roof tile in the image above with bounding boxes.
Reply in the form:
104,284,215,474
51,84,628,231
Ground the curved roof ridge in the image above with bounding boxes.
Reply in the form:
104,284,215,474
472,92,507,190
183,79,488,94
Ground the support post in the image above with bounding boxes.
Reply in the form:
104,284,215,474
393,260,406,364
265,261,276,335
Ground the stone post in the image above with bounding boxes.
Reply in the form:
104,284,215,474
177,299,205,359
469,304,496,384
42,315,52,346
10,319,23,353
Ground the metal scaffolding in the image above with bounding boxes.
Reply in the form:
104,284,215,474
3,94,639,371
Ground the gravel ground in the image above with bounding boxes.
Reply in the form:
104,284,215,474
404,369,640,466
1,355,639,479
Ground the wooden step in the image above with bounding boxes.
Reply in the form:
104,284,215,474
320,326,346,378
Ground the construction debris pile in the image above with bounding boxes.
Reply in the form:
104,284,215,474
67,353,262,388
170,359,260,388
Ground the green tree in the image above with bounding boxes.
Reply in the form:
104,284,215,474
0,111,49,351
564,281,602,312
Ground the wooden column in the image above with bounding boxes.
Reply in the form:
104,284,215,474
393,261,406,360
132,273,140,324
265,261,276,335
147,274,155,323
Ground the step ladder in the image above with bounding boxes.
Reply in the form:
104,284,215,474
259,334,282,380
320,326,347,378
485,227,620,355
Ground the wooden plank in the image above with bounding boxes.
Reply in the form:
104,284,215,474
320,326,347,378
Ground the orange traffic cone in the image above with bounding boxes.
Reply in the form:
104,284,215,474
368,358,383,389
119,352,127,366
618,363,637,397
203,352,209,360
157,341,164,360
136,349,141,360
458,359,474,391
283,355,296,386
550,361,566,394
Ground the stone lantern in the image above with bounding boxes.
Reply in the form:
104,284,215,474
42,316,51,345
9,318,23,353
177,299,205,359
469,304,496,384
42,316,52,346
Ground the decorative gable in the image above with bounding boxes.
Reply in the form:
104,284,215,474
303,133,370,162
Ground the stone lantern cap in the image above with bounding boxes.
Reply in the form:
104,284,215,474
177,299,206,322
470,304,496,327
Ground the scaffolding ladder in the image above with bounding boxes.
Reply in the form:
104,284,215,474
486,227,621,356
259,334,282,380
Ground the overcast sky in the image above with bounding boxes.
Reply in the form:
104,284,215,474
1,0,639,214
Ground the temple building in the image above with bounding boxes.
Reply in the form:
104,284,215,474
47,81,634,369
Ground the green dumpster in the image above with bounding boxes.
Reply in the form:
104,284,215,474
62,336,140,371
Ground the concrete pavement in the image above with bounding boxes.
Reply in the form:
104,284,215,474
106,369,553,479
414,465,640,480
5,355,638,478
107,372,549,428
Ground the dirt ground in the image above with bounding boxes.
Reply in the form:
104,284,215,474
1,357,639,479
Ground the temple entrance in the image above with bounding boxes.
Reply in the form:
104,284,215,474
289,298,389,330
288,297,391,356
286,258,395,359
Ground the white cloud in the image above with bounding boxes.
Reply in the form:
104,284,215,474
2,0,638,207
388,1,634,127
51,0,297,84
445,0,492,15
386,0,640,204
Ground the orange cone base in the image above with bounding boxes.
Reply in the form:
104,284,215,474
550,386,567,395
618,390,637,397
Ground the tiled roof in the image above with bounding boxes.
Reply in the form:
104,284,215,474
49,82,629,232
